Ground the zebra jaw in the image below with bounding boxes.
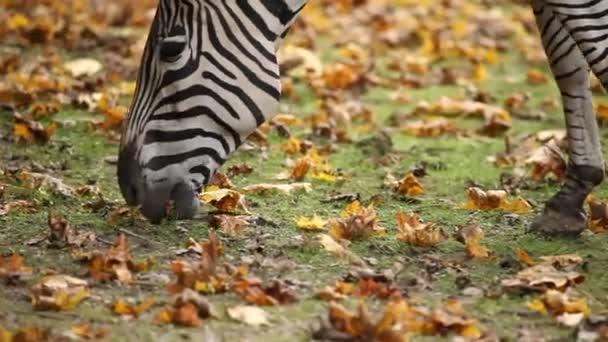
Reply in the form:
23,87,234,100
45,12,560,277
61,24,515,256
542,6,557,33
117,143,200,223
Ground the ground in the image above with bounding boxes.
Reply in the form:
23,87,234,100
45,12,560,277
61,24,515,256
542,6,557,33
1,1,608,341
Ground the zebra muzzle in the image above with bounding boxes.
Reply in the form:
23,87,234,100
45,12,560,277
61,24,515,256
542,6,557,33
117,144,199,223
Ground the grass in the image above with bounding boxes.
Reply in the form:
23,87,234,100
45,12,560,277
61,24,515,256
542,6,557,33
3,8,608,342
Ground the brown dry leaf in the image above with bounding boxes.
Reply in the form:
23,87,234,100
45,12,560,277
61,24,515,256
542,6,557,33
477,109,512,137
168,232,241,295
47,212,96,247
453,221,494,260
30,275,89,311
0,254,33,285
13,113,57,144
0,199,37,217
208,172,234,189
112,298,156,318
17,170,74,197
587,197,608,233
156,289,215,327
96,94,127,131
401,117,458,137
68,323,109,340
233,278,296,306
395,212,446,247
317,234,363,265
199,187,246,212
421,299,482,339
527,289,590,327
395,173,424,197
290,157,312,181
227,305,270,327
516,249,536,267
329,202,385,240
464,187,532,213
295,215,328,231
315,281,356,301
208,214,250,236
242,182,312,195
85,234,154,284
525,140,567,182
501,255,585,292
313,297,414,341
0,327,52,342
527,68,548,85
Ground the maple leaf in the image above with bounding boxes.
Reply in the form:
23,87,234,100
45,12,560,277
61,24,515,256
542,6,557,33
84,234,154,284
587,196,608,233
233,278,296,306
30,275,89,311
329,202,385,240
420,299,483,339
112,298,156,318
46,212,96,248
527,289,590,327
401,117,459,137
0,254,33,285
156,289,215,327
501,254,585,292
464,187,531,213
12,113,57,144
395,212,446,247
395,172,424,197
168,232,242,295
295,215,328,231
208,214,251,236
313,297,414,341
199,187,246,212
453,221,494,260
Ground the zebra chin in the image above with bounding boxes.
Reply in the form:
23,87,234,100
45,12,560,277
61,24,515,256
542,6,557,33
117,143,200,224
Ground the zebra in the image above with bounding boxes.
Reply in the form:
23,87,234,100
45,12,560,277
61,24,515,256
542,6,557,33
118,0,605,235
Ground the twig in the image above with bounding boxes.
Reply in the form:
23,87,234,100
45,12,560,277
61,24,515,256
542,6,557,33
117,228,160,246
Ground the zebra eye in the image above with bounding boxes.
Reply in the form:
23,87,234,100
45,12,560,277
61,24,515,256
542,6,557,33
159,27,187,63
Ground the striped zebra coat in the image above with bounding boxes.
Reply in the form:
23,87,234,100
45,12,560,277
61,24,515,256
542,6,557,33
118,0,605,236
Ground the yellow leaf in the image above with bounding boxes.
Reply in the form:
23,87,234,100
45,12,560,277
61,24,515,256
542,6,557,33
295,215,327,231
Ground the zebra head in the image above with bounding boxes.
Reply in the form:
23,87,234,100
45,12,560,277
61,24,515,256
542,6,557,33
118,0,307,223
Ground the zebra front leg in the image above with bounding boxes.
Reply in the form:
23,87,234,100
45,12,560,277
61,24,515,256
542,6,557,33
529,1,605,236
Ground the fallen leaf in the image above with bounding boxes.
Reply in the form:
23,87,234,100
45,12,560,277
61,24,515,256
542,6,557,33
156,289,215,327
112,298,156,318
208,214,250,236
63,58,102,77
227,305,271,326
242,182,312,195
30,275,89,311
0,254,33,285
502,255,585,292
464,187,531,213
396,212,446,247
233,278,296,306
329,201,385,241
84,234,154,284
527,289,590,326
295,215,328,231
395,172,424,197
453,221,494,260
199,187,246,212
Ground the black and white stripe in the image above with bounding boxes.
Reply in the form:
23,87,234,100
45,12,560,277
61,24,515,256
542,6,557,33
121,0,306,192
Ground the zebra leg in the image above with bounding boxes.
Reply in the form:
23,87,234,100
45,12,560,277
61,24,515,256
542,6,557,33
529,0,605,236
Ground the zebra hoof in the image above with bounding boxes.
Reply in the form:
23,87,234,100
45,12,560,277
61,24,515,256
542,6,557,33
171,182,200,220
529,206,587,236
